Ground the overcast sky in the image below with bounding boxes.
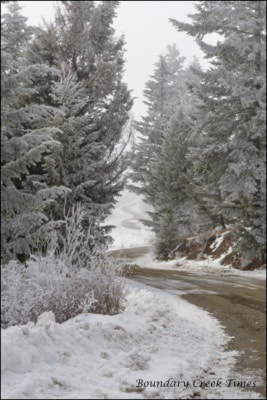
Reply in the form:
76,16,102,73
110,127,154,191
6,1,207,118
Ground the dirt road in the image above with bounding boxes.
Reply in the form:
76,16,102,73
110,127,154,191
110,246,266,398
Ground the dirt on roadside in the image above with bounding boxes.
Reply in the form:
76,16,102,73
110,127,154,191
184,289,266,398
110,247,266,398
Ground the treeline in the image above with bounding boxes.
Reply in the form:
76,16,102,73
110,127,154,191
1,1,266,267
130,1,266,262
1,1,132,264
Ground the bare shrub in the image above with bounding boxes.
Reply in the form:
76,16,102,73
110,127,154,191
88,263,124,315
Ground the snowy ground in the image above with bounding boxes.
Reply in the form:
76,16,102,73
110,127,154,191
134,252,266,280
2,190,265,399
105,189,155,249
1,280,263,399
105,189,266,280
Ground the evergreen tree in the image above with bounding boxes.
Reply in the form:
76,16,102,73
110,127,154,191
150,112,198,258
129,45,185,206
148,60,216,258
31,1,132,249
171,1,266,261
1,2,69,263
130,47,215,258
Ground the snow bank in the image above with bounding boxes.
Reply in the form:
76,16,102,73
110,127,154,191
135,252,266,280
2,281,260,399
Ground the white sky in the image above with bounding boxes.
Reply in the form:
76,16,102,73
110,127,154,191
5,1,208,118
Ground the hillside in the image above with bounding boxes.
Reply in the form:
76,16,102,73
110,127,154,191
170,228,265,271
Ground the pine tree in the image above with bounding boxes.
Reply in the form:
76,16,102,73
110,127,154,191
30,1,133,249
129,45,186,207
130,45,217,258
150,112,198,258
148,60,217,258
1,2,70,263
171,1,266,261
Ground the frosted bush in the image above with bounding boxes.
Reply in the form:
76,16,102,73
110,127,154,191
1,204,124,328
1,253,124,328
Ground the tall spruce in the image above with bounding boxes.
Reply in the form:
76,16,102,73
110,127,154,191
130,46,216,258
150,111,198,258
171,1,266,261
30,1,132,250
129,45,185,206
146,60,215,258
1,2,70,263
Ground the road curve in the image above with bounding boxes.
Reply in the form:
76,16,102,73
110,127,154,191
110,246,266,398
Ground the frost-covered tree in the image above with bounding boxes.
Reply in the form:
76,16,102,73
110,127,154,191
130,45,218,257
148,60,218,258
129,45,186,205
1,2,70,263
149,112,197,258
171,1,266,261
27,1,132,250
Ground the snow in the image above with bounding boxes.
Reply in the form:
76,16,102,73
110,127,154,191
135,252,266,280
2,189,264,398
105,189,155,249
1,281,262,399
106,189,265,280
210,231,229,252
